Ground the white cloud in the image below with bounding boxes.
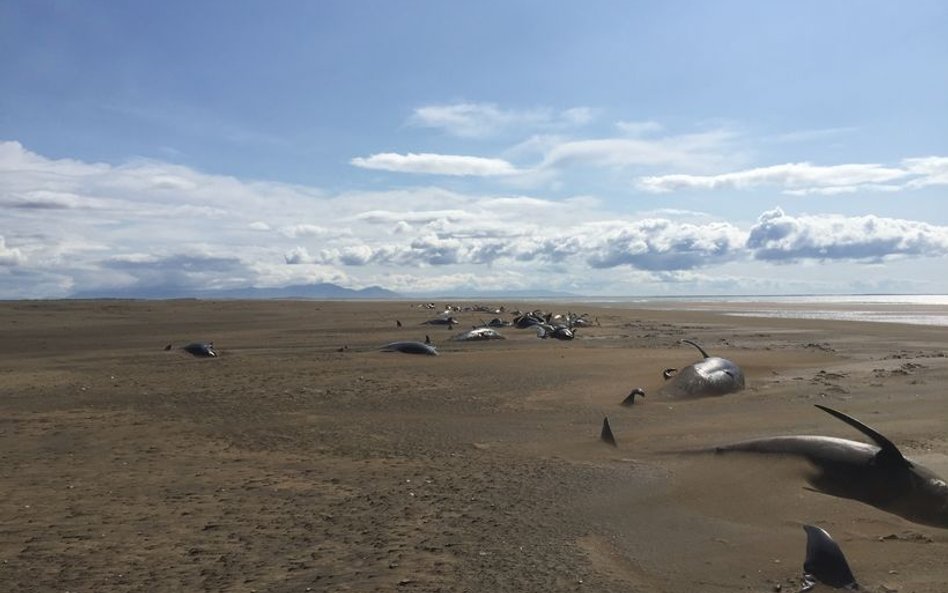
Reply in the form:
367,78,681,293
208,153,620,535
540,130,739,172
638,162,909,193
350,152,519,176
3,140,947,298
638,157,948,194
356,209,477,225
284,246,312,264
309,218,748,271
409,102,593,138
781,184,903,196
561,107,595,126
903,156,948,188
279,224,336,238
0,235,25,266
615,120,663,136
747,207,948,262
585,220,746,270
768,127,858,144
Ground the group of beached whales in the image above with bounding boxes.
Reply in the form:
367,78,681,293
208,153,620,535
381,307,588,355
170,304,945,590
612,340,947,590
386,306,947,589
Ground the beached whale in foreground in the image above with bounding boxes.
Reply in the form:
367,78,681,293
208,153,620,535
380,341,439,356
659,339,744,398
800,524,859,590
715,405,948,528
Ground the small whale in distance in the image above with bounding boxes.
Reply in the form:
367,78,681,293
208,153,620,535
165,342,218,357
380,341,439,356
422,316,458,327
452,327,505,341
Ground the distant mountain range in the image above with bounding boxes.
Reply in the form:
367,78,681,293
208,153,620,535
70,282,402,300
68,282,586,301
413,288,581,300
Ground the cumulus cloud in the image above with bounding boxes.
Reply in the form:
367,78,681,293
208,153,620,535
356,209,477,225
3,140,948,298
586,220,746,270
0,140,359,297
0,235,25,266
639,157,948,194
747,207,948,262
350,152,519,176
279,224,336,238
410,102,593,138
309,218,747,271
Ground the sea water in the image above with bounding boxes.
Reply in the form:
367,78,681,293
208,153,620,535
584,294,948,327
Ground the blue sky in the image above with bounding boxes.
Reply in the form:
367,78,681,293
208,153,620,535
2,1,947,298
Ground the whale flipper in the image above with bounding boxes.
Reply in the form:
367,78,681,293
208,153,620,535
802,524,858,590
814,404,912,469
621,388,645,407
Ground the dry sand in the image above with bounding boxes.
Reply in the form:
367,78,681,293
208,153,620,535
1,299,946,592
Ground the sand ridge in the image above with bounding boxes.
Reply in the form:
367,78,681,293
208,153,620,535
1,300,946,592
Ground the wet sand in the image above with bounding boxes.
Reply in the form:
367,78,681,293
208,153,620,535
1,299,946,592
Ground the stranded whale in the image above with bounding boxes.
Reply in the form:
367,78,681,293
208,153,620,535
164,342,218,357
380,341,439,356
660,339,745,398
714,404,948,528
451,327,505,341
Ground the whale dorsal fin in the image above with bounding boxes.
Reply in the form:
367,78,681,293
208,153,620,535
802,524,858,589
600,416,617,447
680,339,710,359
814,404,912,469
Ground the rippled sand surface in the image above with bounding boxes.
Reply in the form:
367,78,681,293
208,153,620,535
1,300,946,592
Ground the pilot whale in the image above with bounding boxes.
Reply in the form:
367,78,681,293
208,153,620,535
380,341,439,356
714,404,948,528
164,342,218,357
452,327,505,341
660,339,745,398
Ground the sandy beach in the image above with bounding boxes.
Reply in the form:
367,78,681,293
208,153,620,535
1,299,946,592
